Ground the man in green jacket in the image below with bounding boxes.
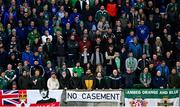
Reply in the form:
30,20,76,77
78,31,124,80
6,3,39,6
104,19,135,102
95,5,109,22
27,28,40,48
139,67,151,88
0,72,8,89
72,62,84,78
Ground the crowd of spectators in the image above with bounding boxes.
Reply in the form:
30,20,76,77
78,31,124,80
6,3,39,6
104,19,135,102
0,0,180,90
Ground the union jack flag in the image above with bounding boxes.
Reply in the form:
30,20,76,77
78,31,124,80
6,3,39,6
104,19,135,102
0,90,27,106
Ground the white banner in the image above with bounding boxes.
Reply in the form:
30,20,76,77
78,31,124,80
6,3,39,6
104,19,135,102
66,90,121,102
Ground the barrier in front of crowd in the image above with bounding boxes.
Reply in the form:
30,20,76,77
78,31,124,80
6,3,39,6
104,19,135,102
0,89,179,107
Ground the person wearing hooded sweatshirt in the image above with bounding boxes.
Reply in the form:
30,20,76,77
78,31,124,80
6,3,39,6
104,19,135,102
69,72,82,89
108,69,124,89
168,68,180,88
82,69,96,90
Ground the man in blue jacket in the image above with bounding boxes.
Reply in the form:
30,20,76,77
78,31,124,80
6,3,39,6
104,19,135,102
153,71,167,88
156,60,170,80
22,45,33,65
136,20,149,43
129,37,142,59
16,20,27,51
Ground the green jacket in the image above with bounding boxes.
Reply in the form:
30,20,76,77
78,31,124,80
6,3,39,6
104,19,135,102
0,77,8,89
70,0,78,8
5,70,16,81
27,31,40,47
125,57,138,72
95,10,109,22
72,67,84,77
139,72,151,86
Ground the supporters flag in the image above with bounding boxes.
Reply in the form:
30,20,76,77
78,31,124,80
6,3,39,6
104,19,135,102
0,90,26,106
0,90,63,107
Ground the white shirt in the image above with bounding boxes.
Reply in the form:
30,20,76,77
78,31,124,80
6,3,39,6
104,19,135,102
41,35,53,45
47,78,59,90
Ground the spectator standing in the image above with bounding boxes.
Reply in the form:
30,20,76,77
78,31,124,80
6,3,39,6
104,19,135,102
67,35,79,67
90,46,104,69
95,5,109,22
136,20,149,43
125,52,138,72
54,36,66,67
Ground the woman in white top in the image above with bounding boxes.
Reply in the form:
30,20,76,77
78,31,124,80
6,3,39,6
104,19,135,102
47,72,59,90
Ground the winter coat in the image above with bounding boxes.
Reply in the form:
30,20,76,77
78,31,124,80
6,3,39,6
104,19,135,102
67,40,79,55
168,74,180,88
129,43,142,59
55,42,66,57
82,74,96,90
123,73,135,88
108,74,124,89
31,76,45,89
153,76,167,88
59,77,70,89
95,78,106,89
18,76,30,89
156,65,169,80
69,77,82,89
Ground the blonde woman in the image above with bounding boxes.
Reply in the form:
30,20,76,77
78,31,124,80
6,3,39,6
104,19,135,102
95,64,105,76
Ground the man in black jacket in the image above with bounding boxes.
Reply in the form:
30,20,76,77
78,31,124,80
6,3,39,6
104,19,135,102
31,70,45,89
67,35,79,67
69,72,82,89
82,69,96,90
75,0,87,13
18,70,30,89
108,69,124,89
